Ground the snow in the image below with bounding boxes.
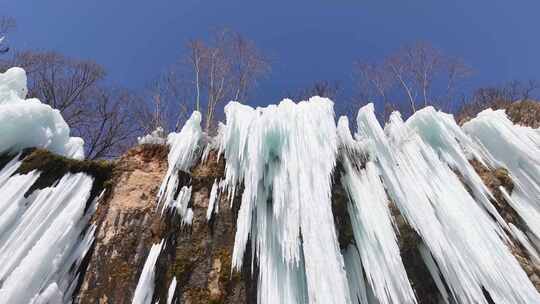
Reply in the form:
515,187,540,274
157,112,203,221
138,127,167,145
0,67,84,159
132,240,164,304
219,97,351,304
0,167,97,304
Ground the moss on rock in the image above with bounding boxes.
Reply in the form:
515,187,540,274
15,149,114,208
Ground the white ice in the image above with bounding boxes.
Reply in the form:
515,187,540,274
138,127,167,145
219,98,351,304
355,103,540,304
464,108,540,245
0,67,84,159
0,169,97,304
132,240,164,304
338,116,417,304
157,112,203,221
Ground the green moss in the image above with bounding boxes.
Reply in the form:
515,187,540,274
15,149,115,207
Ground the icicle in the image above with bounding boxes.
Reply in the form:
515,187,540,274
207,179,219,221
509,224,540,265
166,277,177,304
182,208,194,226
418,243,451,304
0,173,96,304
132,240,164,304
220,98,351,304
463,108,540,244
338,116,417,304
405,107,508,233
343,245,369,304
164,185,192,220
157,111,202,220
355,103,540,304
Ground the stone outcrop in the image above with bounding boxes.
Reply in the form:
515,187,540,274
75,146,256,304
76,145,170,303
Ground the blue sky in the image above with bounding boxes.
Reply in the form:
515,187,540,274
3,0,540,106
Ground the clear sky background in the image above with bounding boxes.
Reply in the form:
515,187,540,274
2,0,540,106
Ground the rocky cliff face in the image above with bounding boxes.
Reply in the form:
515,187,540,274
64,101,540,303
76,145,170,303
75,145,256,304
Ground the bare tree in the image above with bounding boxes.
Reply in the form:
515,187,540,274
150,29,269,133
229,31,269,102
290,80,341,101
0,16,16,54
354,41,471,116
78,87,140,159
458,79,540,121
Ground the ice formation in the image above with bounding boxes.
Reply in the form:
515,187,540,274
206,179,220,221
0,67,84,159
132,240,164,304
355,104,540,303
463,108,540,244
218,98,351,304
166,277,177,304
138,127,167,145
0,164,97,304
338,116,417,304
153,96,540,304
0,66,97,304
157,112,203,220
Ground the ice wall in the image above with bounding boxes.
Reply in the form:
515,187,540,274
156,96,540,304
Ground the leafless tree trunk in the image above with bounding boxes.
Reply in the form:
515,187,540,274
157,28,269,133
0,16,16,54
354,41,471,116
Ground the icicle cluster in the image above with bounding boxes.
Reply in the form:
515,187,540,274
0,66,100,304
353,104,540,303
218,98,351,304
0,159,97,303
464,109,540,246
337,116,417,304
154,96,540,304
157,111,203,220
